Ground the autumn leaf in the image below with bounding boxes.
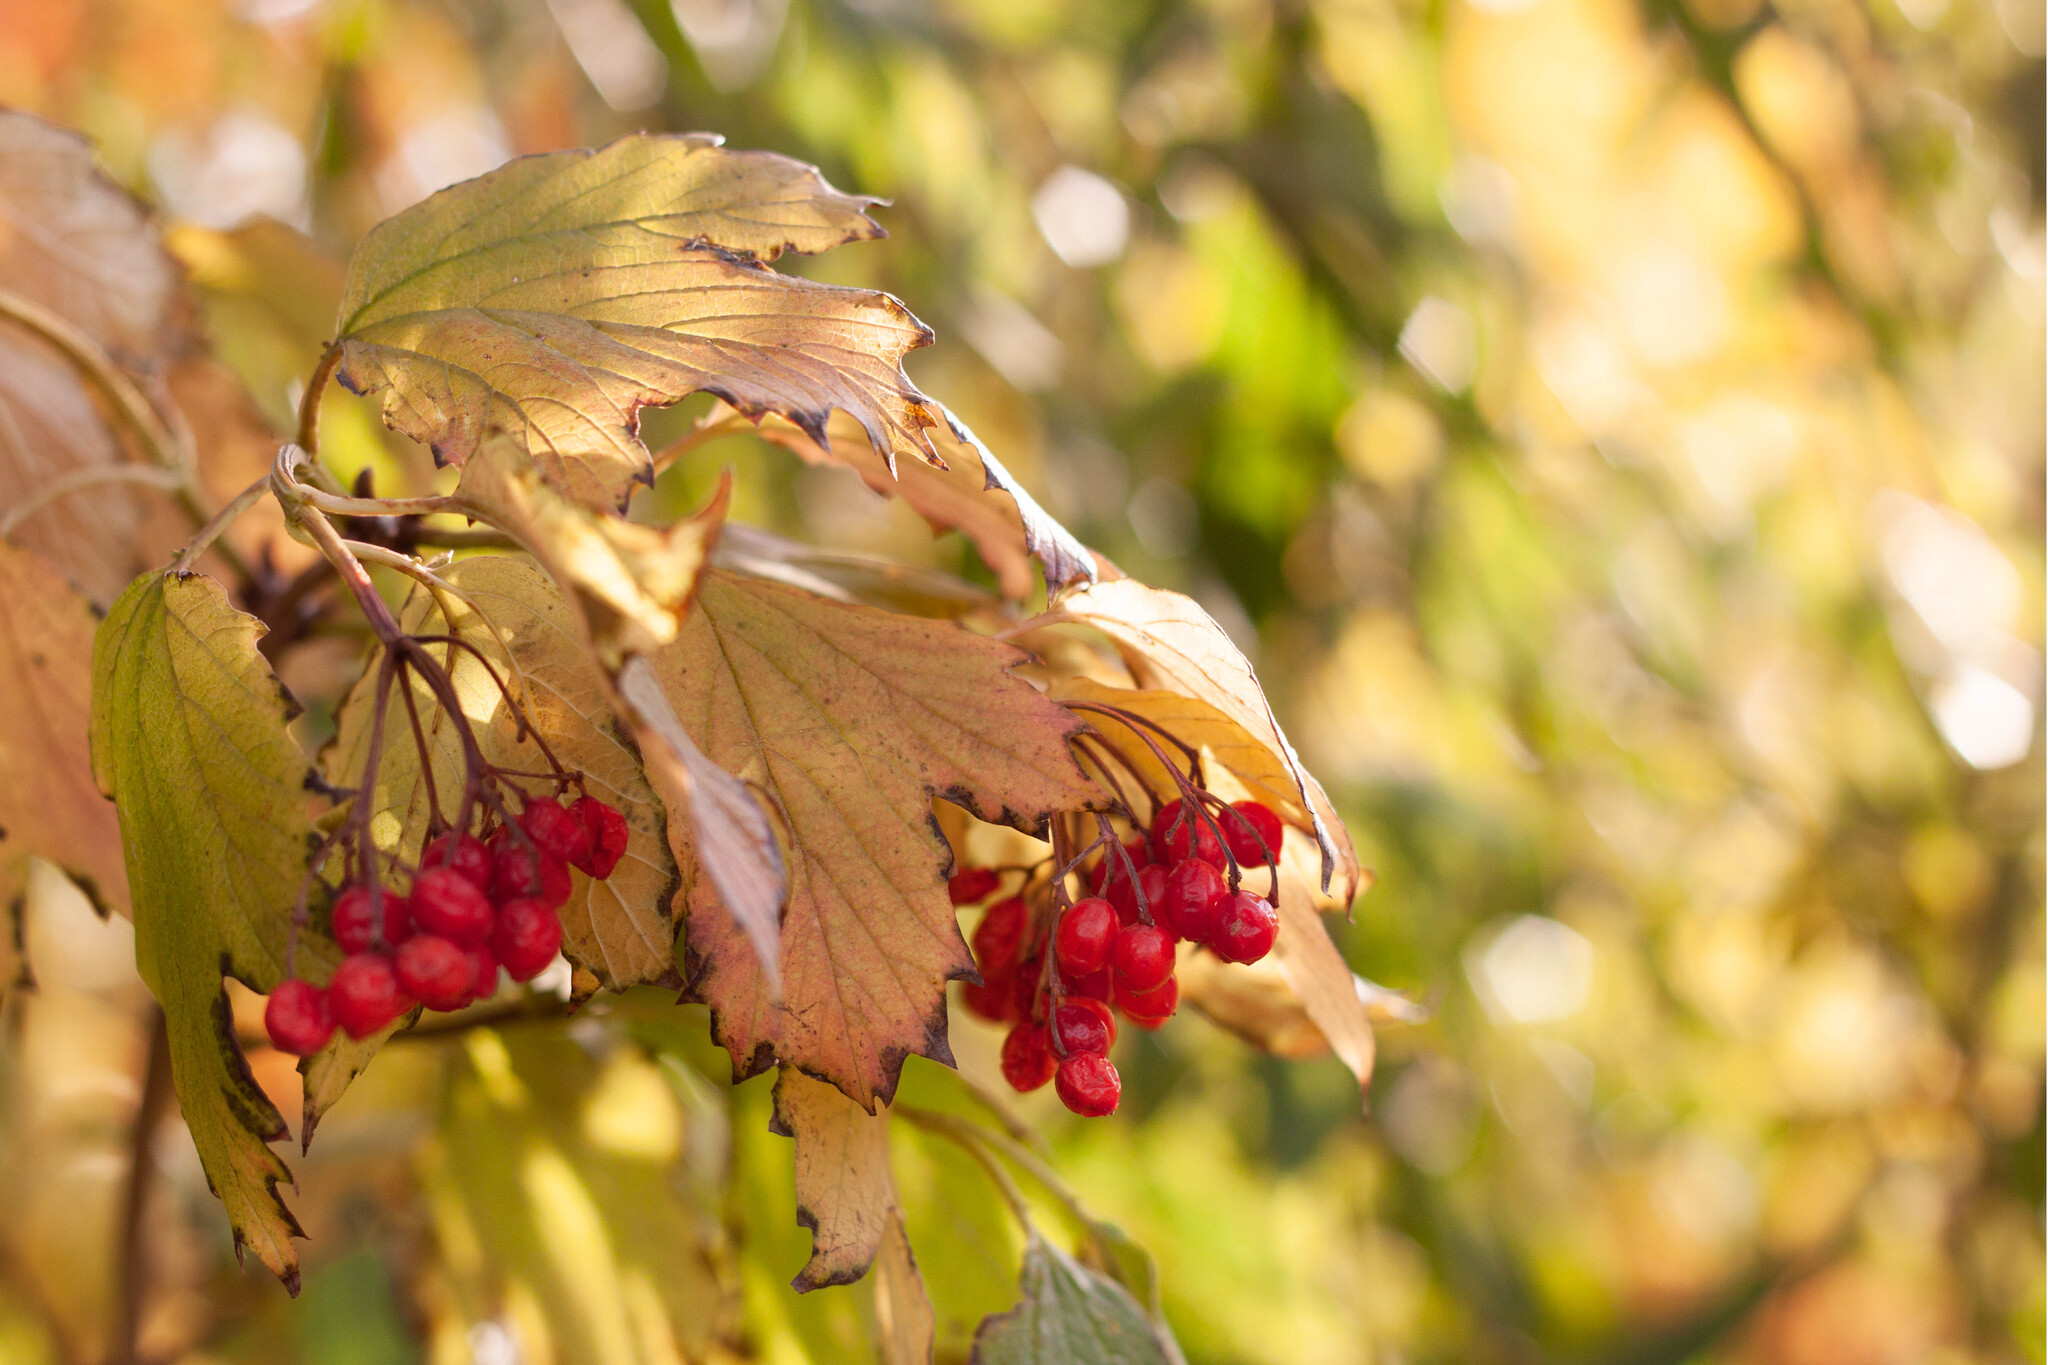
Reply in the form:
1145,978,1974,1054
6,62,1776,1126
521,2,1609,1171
0,543,129,921
89,569,327,1291
655,570,1098,1109
970,1234,1171,1365
1042,580,1358,900
0,111,194,604
717,520,1004,621
727,404,1104,599
771,1065,899,1290
333,132,944,511
875,1210,937,1365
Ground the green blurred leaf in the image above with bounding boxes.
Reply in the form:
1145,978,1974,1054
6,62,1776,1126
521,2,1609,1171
970,1233,1170,1365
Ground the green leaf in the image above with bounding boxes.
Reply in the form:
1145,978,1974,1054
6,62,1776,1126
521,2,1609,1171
89,569,325,1290
970,1234,1171,1365
334,132,944,512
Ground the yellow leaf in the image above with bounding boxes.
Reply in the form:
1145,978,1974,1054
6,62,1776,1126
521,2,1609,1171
334,133,942,511
654,570,1099,1109
771,1066,899,1290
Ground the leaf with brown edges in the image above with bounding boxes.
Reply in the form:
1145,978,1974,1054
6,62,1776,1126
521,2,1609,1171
771,1065,899,1290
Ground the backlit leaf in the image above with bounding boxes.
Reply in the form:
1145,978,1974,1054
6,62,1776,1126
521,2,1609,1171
1269,836,1378,1100
334,133,942,511
770,1065,898,1290
874,1210,937,1365
654,570,1098,1109
970,1233,1170,1365
89,570,325,1290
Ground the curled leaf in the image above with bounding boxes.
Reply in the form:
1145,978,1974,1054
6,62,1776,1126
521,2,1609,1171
875,1209,937,1365
1269,836,1379,1102
771,1065,898,1290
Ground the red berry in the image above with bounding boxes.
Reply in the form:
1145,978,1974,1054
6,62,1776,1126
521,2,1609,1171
1222,801,1284,866
1125,1010,1169,1032
1000,1022,1058,1092
1160,860,1227,943
1211,891,1279,964
1052,998,1116,1056
1150,798,1225,870
394,934,476,1011
1112,924,1176,991
412,866,496,946
962,971,1019,1023
263,978,334,1055
972,897,1028,973
1106,864,1170,928
421,831,494,895
1115,973,1179,1022
329,952,414,1039
1053,898,1117,977
1055,1052,1121,1117
494,897,563,981
1062,966,1112,1000
466,942,500,1005
521,796,594,868
1010,958,1043,1018
1091,837,1152,895
568,796,630,878
947,867,1001,905
331,884,412,954
489,828,573,909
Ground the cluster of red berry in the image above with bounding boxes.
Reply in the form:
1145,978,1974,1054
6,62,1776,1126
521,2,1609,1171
263,795,629,1054
956,795,1283,1118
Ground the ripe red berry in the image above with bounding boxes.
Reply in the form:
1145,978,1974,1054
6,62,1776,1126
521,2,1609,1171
1211,891,1279,964
489,828,572,909
329,952,414,1038
466,942,500,1005
1115,973,1179,1022
1010,958,1043,1017
1160,859,1227,943
521,796,594,868
1112,923,1176,992
1222,801,1284,866
1055,1052,1121,1117
394,934,476,1011
494,897,563,981
1000,1022,1058,1092
962,971,1019,1023
1052,998,1116,1056
947,866,1001,906
263,978,334,1055
1150,798,1225,870
421,831,494,895
971,897,1028,973
412,866,495,946
568,796,630,879
1053,898,1117,977
331,884,412,954
1105,863,1170,928
1092,837,1151,895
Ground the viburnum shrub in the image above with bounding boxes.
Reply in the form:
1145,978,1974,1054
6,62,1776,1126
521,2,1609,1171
14,112,1387,1340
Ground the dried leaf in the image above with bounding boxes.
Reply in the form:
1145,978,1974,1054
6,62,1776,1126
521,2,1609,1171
1269,836,1378,1101
655,570,1097,1108
970,1234,1170,1365
89,570,326,1291
1174,950,1331,1060
0,542,129,915
335,132,942,511
874,1210,937,1365
716,521,1002,621
1045,580,1357,900
771,1065,897,1290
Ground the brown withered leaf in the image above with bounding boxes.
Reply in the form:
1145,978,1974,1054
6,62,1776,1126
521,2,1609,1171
725,404,1103,600
1044,580,1357,901
0,111,193,604
1174,950,1331,1061
334,132,944,512
874,1209,937,1365
1269,835,1379,1101
0,542,128,917
655,570,1098,1110
770,1066,899,1290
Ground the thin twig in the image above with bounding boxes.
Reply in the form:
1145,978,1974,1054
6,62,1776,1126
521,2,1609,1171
0,465,184,539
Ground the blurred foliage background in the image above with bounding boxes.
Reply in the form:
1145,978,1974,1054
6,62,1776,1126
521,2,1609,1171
0,0,2041,1362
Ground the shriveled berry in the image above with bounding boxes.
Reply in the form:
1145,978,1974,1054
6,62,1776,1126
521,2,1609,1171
466,943,500,1005
494,897,563,981
1055,1052,1121,1117
394,934,475,1011
971,897,1028,973
1053,898,1117,977
1160,859,1227,943
1211,891,1279,964
331,884,412,954
1150,798,1225,870
421,831,493,895
1106,864,1170,928
947,867,1001,906
1053,998,1116,1056
489,828,572,909
264,978,334,1055
568,796,630,878
1221,801,1284,866
329,952,414,1039
412,866,495,946
521,796,594,868
1112,924,1176,992
1000,1022,1058,1092
1115,973,1179,1022
962,971,1019,1023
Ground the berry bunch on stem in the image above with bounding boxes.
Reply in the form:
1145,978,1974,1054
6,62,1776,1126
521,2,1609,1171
956,700,1286,1117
